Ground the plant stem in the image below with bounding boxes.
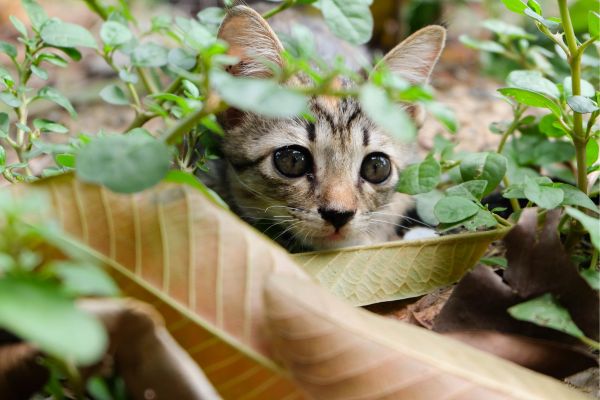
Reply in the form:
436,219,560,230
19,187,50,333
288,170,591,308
558,0,587,195
159,94,225,145
262,0,296,19
82,0,109,20
497,106,525,213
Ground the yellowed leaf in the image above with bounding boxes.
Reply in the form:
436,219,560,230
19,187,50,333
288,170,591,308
293,228,508,306
10,175,307,400
265,274,588,400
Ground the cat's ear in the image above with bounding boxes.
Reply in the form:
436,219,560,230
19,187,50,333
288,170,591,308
374,25,446,84
218,6,284,78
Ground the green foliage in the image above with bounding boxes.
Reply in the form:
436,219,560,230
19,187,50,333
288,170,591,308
0,193,116,366
76,131,171,193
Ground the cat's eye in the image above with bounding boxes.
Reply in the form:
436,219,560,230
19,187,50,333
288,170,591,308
360,153,391,184
273,146,312,178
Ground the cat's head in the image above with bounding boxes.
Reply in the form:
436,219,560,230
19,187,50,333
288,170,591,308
217,6,445,250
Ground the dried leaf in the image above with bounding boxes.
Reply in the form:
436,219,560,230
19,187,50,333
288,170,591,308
10,175,307,399
293,228,508,306
80,299,221,400
504,208,599,339
0,343,47,400
444,331,597,379
265,274,587,399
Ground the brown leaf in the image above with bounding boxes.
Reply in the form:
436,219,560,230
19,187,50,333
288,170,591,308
264,274,587,400
0,343,47,400
434,265,572,342
80,298,221,400
504,208,599,339
11,175,308,399
444,331,597,379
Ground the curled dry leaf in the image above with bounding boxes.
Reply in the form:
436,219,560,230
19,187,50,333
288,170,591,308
294,227,508,306
434,208,599,378
0,342,47,400
504,208,599,340
79,298,222,400
264,274,587,400
10,175,308,399
444,331,597,379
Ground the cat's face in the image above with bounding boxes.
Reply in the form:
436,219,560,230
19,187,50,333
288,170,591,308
217,6,446,250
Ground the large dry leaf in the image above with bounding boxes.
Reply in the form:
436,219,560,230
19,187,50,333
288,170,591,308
293,228,508,306
264,274,588,400
11,175,307,399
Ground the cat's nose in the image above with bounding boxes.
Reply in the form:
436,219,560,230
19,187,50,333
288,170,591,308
318,208,356,230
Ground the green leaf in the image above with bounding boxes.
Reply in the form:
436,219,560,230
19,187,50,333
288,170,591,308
446,180,488,201
460,152,507,196
31,65,48,80
131,42,168,68
100,21,132,47
434,197,480,224
33,118,68,134
41,19,97,49
523,176,563,209
0,67,14,87
118,69,138,84
531,140,575,165
49,262,119,297
414,189,444,226
554,183,599,212
481,19,535,39
565,207,600,250
211,70,308,119
425,102,458,133
0,112,8,138
37,87,77,117
589,11,600,37
567,95,599,114
0,91,21,108
459,35,505,53
99,84,129,106
502,0,527,14
507,70,559,99
480,256,508,268
55,153,75,168
320,0,373,45
397,155,441,195
503,176,551,199
527,0,542,14
182,79,200,98
36,53,68,68
498,87,561,117
586,139,599,167
196,7,226,26
461,209,498,231
359,83,416,142
22,0,48,31
76,132,172,193
563,77,595,97
0,275,107,365
538,114,567,137
508,293,584,338
9,16,28,38
524,8,559,30
0,41,17,59
581,268,599,290
168,48,196,70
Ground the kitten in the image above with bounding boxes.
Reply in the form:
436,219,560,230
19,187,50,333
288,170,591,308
205,5,445,251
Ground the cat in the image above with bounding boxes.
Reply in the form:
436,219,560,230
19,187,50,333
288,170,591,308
203,5,445,251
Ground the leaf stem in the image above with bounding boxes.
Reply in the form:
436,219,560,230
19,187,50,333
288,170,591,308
159,93,225,145
497,105,525,213
262,0,296,19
